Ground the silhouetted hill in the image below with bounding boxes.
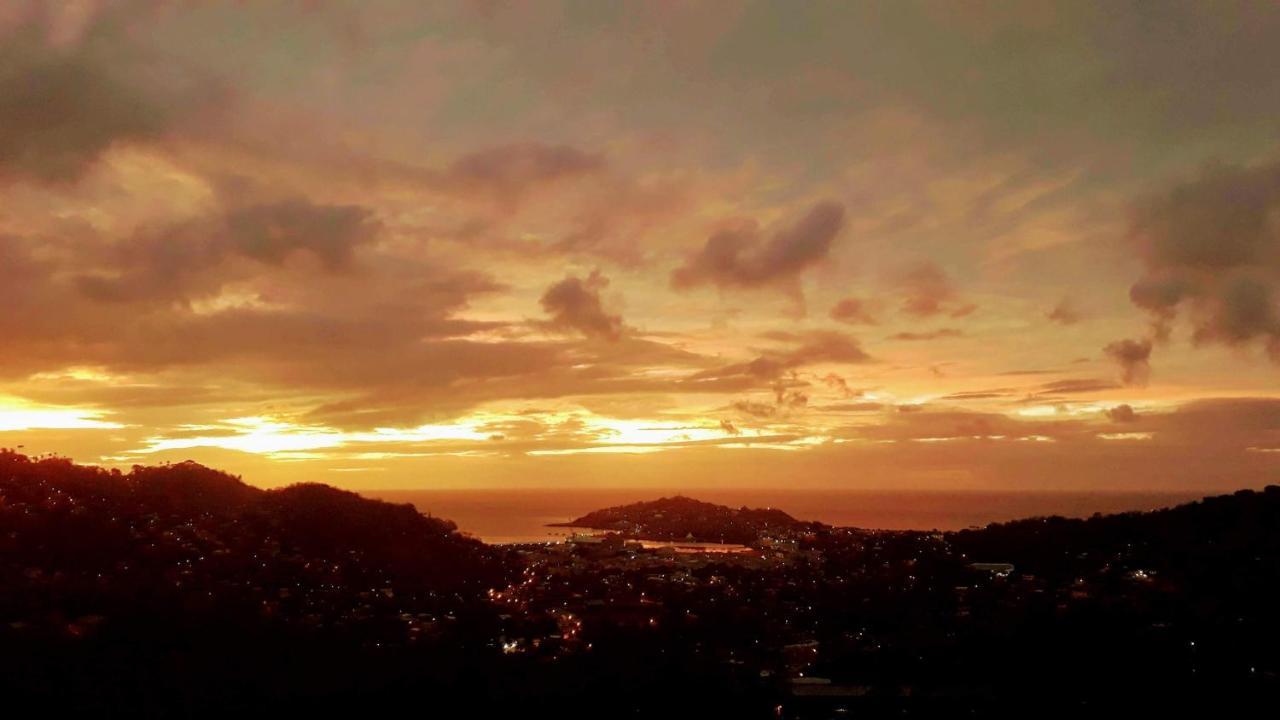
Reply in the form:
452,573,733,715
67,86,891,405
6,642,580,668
557,495,822,544
0,450,519,716
5,449,1280,717
951,485,1280,586
0,450,502,592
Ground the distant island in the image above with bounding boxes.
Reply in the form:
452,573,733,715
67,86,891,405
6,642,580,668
552,495,825,544
4,449,1279,717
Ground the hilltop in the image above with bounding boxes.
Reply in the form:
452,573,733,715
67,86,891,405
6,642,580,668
0,450,505,591
556,494,824,544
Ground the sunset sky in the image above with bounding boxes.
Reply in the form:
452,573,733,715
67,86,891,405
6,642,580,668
2,1,1278,491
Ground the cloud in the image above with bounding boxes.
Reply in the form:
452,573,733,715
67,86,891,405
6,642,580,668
687,330,871,388
828,397,1280,467
1162,397,1280,436
727,386,810,421
0,218,600,430
1038,378,1123,395
1106,404,1139,423
785,396,1280,491
998,369,1059,377
443,142,605,204
223,200,378,271
730,401,777,419
671,200,845,295
829,297,877,325
820,373,857,398
888,328,964,341
817,402,885,413
539,270,625,341
0,15,219,183
75,198,381,304
757,331,873,372
1046,297,1082,325
1126,159,1280,361
779,390,809,409
892,260,975,318
838,408,1074,444
1103,339,1152,386
940,390,1013,401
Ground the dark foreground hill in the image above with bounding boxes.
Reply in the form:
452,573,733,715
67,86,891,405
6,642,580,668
0,450,505,593
3,449,1280,718
0,450,516,716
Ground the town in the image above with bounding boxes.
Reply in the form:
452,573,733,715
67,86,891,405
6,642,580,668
3,451,1278,717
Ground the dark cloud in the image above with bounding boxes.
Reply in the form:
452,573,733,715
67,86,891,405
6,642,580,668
444,142,605,203
829,297,876,325
777,332,874,367
0,234,49,303
777,389,808,410
475,416,603,446
940,390,1013,401
1126,159,1280,361
730,401,777,419
539,270,625,341
76,199,381,303
0,16,219,183
1039,378,1123,395
1046,297,1082,325
671,201,845,295
224,200,378,271
1103,339,1152,386
820,373,858,398
727,386,810,421
301,338,713,429
1106,404,1139,423
816,402,884,413
888,328,964,341
688,331,871,387
892,260,975,318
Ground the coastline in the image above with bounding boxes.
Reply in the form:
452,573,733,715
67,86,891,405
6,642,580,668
368,488,1212,545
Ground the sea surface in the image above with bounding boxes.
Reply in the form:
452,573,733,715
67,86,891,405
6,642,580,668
366,488,1210,544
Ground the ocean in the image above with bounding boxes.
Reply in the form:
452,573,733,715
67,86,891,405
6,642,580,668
365,488,1211,544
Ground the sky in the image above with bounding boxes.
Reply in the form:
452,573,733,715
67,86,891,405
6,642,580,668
1,0,1278,492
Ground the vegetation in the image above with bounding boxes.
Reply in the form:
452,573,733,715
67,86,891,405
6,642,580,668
3,450,1278,717
557,494,820,544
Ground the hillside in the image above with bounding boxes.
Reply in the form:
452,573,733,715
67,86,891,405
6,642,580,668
0,450,515,714
4,450,1280,716
949,485,1280,587
0,450,505,593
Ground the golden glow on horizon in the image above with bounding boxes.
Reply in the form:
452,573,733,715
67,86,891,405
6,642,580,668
1098,432,1155,441
136,416,494,457
0,397,124,432
125,411,809,461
